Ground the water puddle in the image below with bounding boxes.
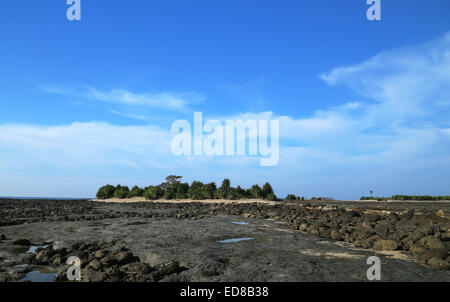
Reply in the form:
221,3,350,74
20,270,56,282
217,238,254,243
231,222,249,225
27,245,48,254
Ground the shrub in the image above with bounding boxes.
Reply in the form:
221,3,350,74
164,187,176,200
188,181,205,200
250,184,262,198
113,185,129,199
267,193,278,201
217,179,231,199
286,194,297,201
225,188,239,200
128,185,144,198
174,182,189,199
203,182,217,199
96,185,115,199
261,182,274,198
143,186,164,200
163,182,189,200
236,186,249,199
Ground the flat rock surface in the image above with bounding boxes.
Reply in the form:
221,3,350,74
1,199,449,281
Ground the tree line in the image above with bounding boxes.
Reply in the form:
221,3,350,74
96,175,280,201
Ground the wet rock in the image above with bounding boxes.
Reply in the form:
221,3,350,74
55,264,71,281
94,250,108,259
101,251,136,266
373,239,399,251
427,258,450,270
82,267,107,282
13,239,31,246
150,261,184,281
51,255,63,266
88,259,102,271
345,210,360,217
409,244,426,254
436,210,446,218
330,230,343,241
388,212,400,221
36,250,52,264
105,266,122,282
0,234,6,241
416,249,448,264
120,262,152,275
400,210,414,220
417,236,445,250
298,223,308,232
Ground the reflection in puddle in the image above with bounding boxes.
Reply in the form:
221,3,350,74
231,222,249,225
217,238,254,243
20,270,56,282
27,245,48,254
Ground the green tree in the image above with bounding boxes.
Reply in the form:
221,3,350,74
286,194,296,201
267,193,278,201
159,175,183,189
226,188,239,200
218,179,231,198
250,184,262,198
261,182,274,198
128,185,144,198
164,187,176,200
188,181,205,200
113,185,130,199
203,182,217,199
96,185,115,199
143,186,164,200
235,185,248,199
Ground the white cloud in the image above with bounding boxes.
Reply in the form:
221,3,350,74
41,85,204,112
87,88,202,111
320,32,450,123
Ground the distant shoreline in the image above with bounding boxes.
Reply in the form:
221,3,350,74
0,196,91,200
92,197,450,204
1,197,449,203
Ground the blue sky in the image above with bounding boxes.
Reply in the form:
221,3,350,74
0,1,449,199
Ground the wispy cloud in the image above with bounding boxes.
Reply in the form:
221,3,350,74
41,85,204,112
87,88,203,111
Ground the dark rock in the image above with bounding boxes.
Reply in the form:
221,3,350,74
82,267,107,282
13,239,30,246
88,259,102,271
0,234,6,240
399,210,414,220
94,250,108,259
417,236,445,250
51,255,63,266
150,261,184,281
55,265,71,281
416,249,448,263
427,257,450,270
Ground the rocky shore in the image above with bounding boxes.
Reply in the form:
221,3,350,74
0,198,449,281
